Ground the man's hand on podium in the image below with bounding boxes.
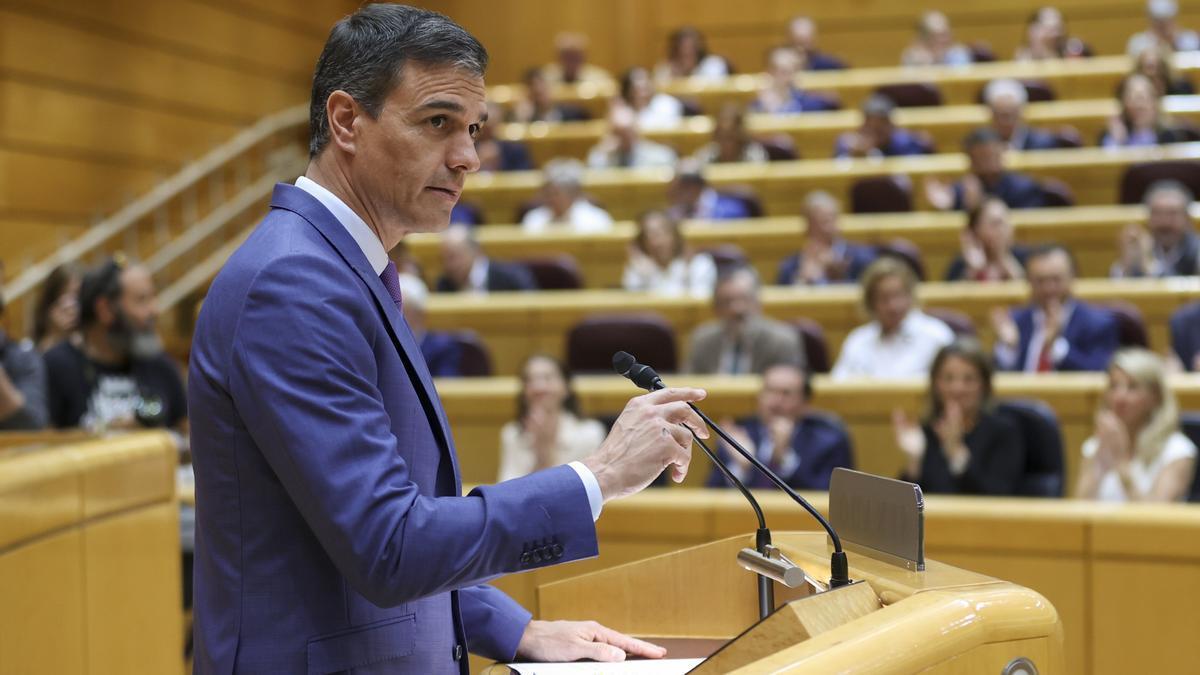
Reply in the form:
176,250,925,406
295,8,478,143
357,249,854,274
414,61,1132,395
515,619,667,663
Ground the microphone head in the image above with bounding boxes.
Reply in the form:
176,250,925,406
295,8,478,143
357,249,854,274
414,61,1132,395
612,351,636,377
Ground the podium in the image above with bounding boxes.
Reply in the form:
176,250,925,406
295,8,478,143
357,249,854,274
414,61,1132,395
535,531,1064,673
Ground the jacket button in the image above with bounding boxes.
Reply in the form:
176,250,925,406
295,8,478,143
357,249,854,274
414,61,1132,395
530,550,543,563
453,644,464,661
551,544,564,558
520,552,531,565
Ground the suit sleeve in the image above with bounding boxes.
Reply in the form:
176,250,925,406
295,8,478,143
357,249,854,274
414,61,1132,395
228,255,597,608
1059,310,1119,371
459,584,532,662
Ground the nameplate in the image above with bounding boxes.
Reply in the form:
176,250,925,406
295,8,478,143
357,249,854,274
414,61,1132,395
828,468,925,571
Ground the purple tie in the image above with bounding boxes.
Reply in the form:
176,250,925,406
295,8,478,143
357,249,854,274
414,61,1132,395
380,261,403,312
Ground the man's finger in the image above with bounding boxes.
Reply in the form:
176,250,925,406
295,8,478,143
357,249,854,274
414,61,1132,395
577,638,626,663
658,401,709,439
593,625,668,659
642,387,707,406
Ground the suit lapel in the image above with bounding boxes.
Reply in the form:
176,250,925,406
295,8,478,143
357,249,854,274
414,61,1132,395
268,184,463,490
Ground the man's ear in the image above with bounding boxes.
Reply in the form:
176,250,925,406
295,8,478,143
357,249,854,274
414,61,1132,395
326,90,362,155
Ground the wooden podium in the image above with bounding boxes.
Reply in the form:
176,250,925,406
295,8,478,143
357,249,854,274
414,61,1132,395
536,531,1064,673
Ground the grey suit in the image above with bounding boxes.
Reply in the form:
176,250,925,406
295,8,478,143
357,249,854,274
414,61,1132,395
686,316,805,375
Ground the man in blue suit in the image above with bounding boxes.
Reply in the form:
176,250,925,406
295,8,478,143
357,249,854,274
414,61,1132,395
991,245,1119,372
188,6,707,673
1170,302,1200,372
777,190,877,285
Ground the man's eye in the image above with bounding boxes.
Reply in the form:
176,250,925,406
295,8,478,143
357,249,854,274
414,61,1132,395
430,116,447,129
469,123,481,138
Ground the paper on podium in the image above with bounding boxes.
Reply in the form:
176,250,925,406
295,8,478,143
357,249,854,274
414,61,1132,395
503,658,704,674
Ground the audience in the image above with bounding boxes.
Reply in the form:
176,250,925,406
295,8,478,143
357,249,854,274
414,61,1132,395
893,339,1027,495
618,66,685,130
926,128,1046,211
1132,43,1195,96
777,190,877,285
541,32,614,87
586,106,678,169
511,67,591,123
686,265,804,375
521,158,615,233
901,11,973,67
31,263,81,353
691,103,769,164
622,209,717,298
787,16,847,71
436,225,536,293
991,245,1119,372
1126,0,1199,55
1111,180,1198,278
498,354,606,481
1101,73,1191,147
708,363,854,490
833,94,933,158
653,26,730,83
1169,302,1200,372
43,257,186,431
1014,6,1089,61
984,79,1060,151
1075,348,1197,502
750,46,839,115
666,159,753,222
394,272,462,378
0,263,48,430
831,257,955,380
944,197,1028,281
475,102,533,173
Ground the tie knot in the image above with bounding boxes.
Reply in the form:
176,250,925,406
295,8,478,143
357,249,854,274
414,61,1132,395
380,262,403,310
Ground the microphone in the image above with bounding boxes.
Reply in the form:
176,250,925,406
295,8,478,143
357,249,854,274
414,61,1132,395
612,351,851,590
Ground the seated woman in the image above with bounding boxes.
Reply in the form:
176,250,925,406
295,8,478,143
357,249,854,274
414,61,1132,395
653,26,730,83
32,263,82,353
750,46,838,115
1013,6,1089,60
1133,43,1195,96
944,197,1028,281
893,339,1027,495
498,354,606,481
1075,349,1197,502
831,257,955,380
618,66,684,130
1100,73,1191,147
691,103,769,164
622,209,717,297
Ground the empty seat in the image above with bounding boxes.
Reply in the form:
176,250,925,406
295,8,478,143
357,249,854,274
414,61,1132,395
451,331,493,377
1119,161,1200,204
996,399,1066,497
566,313,678,374
1039,178,1076,207
850,175,913,213
873,82,942,108
699,244,748,272
792,317,831,373
1101,301,1150,348
925,308,976,336
516,255,585,290
875,237,925,280
758,134,799,161
720,185,765,218
1180,413,1200,502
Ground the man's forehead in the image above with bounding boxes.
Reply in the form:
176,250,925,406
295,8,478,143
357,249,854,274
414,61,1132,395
392,63,487,112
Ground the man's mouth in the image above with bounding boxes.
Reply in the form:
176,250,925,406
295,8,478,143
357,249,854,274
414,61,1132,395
427,186,461,201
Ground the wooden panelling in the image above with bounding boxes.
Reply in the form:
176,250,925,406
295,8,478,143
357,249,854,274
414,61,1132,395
0,219,85,270
0,531,86,675
0,148,163,220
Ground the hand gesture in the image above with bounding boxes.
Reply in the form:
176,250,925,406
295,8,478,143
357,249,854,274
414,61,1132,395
933,400,965,452
1093,410,1131,471
959,174,985,212
766,416,796,466
1043,298,1064,342
923,177,954,211
800,239,833,284
1106,115,1128,146
722,418,755,472
892,408,926,465
960,230,987,274
990,307,1019,348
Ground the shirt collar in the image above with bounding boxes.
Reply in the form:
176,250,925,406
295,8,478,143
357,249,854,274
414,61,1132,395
468,256,490,291
295,176,389,276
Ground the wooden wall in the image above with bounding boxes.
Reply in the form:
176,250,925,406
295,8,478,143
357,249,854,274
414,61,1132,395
0,0,356,269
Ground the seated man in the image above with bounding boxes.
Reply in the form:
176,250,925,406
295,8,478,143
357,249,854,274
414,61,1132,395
510,67,591,123
395,272,461,377
475,102,533,172
991,245,1119,372
834,94,932,158
686,265,804,375
777,190,876,285
708,363,854,490
540,31,614,86
1127,0,1200,54
926,127,1047,212
666,159,753,221
1111,180,1199,278
984,79,1059,151
436,225,536,293
901,10,973,66
1170,301,1200,372
787,16,847,71
750,46,839,115
43,257,186,431
586,105,678,169
521,158,614,234
0,261,48,430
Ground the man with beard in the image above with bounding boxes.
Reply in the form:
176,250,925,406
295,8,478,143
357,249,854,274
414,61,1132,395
43,256,186,431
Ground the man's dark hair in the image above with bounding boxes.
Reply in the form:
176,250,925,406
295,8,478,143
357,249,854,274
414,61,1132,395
962,126,1003,151
78,257,126,330
1025,242,1078,274
308,4,489,157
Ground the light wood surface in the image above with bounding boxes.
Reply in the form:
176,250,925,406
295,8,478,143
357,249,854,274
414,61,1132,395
460,141,1200,223
422,278,1200,376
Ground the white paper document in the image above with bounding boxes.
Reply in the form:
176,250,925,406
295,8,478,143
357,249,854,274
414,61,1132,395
503,658,705,674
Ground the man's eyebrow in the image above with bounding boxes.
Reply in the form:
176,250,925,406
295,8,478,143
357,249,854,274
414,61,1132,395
417,99,487,123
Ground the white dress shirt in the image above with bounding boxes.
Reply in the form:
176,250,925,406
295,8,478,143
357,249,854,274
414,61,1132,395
831,310,955,380
294,177,603,519
621,253,717,298
521,199,614,234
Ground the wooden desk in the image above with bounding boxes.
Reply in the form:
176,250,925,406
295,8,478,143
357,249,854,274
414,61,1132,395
462,142,1200,223
424,278,1200,375
487,53,1200,118
498,96,1200,165
408,203,1197,285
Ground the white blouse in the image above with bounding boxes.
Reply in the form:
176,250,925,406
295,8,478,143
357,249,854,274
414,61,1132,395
498,412,607,482
621,253,717,298
831,310,955,380
1081,431,1198,502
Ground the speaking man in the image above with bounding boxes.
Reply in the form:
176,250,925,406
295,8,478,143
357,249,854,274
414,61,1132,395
188,5,707,673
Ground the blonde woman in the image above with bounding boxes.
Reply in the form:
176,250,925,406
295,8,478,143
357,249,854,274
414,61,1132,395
1075,349,1197,502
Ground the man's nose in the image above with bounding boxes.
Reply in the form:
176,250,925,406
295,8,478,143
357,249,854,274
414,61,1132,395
448,131,481,174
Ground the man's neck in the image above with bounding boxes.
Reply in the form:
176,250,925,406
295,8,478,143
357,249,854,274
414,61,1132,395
82,331,125,367
305,159,400,249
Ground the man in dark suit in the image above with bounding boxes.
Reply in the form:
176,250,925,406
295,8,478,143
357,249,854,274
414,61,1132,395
787,16,848,70
188,6,707,673
833,95,934,158
1170,302,1200,372
707,363,853,490
992,245,1119,372
436,224,536,292
927,127,1047,212
687,266,804,375
984,79,1060,152
777,190,877,285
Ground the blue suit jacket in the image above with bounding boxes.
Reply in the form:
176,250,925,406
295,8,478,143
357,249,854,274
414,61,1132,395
776,241,877,285
953,171,1046,210
1004,301,1119,372
1171,302,1200,372
188,184,597,674
706,414,854,490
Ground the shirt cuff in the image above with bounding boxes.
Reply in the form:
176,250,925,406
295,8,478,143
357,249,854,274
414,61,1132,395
567,461,603,522
1050,336,1069,364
